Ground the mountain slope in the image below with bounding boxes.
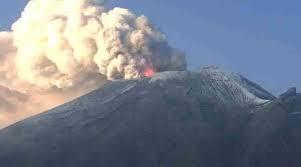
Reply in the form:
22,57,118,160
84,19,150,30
0,67,299,167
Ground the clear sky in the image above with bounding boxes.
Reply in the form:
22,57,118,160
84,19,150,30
1,0,300,95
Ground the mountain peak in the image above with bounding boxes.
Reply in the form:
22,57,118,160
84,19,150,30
0,68,299,167
146,68,274,108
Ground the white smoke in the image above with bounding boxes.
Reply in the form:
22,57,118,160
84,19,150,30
0,0,186,127
0,32,16,87
12,0,186,89
0,85,28,113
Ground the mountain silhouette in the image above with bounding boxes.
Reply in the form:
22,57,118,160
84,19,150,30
0,67,300,167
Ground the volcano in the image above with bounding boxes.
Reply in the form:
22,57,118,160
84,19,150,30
0,67,300,167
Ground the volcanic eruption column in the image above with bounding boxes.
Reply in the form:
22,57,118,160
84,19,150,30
0,0,186,127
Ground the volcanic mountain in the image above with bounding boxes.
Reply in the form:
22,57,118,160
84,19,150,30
0,67,300,167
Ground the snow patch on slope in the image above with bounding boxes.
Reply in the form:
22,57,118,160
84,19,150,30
147,66,274,107
199,66,272,106
149,71,189,83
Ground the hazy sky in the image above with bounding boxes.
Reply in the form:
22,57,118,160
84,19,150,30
1,0,300,95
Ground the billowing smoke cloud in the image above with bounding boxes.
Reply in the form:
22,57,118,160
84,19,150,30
0,85,28,113
0,0,186,127
0,85,43,127
0,32,16,87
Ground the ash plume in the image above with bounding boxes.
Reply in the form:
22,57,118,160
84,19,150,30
0,0,186,127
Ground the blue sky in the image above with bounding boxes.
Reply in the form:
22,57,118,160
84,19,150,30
1,0,300,95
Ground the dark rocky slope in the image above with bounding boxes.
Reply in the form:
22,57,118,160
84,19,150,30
0,67,299,167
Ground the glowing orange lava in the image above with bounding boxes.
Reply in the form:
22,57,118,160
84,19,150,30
144,68,155,77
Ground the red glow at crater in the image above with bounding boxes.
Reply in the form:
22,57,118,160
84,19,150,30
144,68,155,77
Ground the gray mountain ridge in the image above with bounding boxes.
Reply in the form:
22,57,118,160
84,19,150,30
0,67,300,167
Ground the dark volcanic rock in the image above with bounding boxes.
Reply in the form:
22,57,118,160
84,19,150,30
279,87,296,99
0,67,299,167
287,93,301,166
